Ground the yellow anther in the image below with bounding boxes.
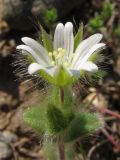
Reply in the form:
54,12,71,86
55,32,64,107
51,61,55,65
58,48,62,52
49,52,53,56
56,52,64,59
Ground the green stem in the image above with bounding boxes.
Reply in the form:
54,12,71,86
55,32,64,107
60,87,64,105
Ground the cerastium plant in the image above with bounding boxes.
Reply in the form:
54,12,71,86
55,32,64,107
16,22,105,160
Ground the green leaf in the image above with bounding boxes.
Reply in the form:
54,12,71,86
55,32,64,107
74,23,83,51
40,26,53,52
46,104,68,134
89,14,103,29
63,112,102,142
44,8,57,26
23,106,46,133
101,0,115,21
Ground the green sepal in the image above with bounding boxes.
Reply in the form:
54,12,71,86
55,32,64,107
40,26,53,52
89,69,106,83
38,67,77,87
23,106,46,133
46,104,67,134
63,112,101,142
74,23,83,51
89,52,104,63
38,69,55,84
23,51,35,64
54,66,77,87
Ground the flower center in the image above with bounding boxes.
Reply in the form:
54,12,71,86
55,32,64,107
49,48,72,68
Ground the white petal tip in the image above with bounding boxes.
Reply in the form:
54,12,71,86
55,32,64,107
56,23,64,28
65,22,73,29
16,45,22,50
95,33,103,40
28,63,41,74
21,37,27,41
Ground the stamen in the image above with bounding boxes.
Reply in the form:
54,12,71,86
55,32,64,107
49,52,53,56
51,60,55,65
58,48,63,52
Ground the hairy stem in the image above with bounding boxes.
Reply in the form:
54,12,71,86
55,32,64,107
60,87,64,105
59,141,65,160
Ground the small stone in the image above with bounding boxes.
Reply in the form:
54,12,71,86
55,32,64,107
0,141,12,159
3,130,18,143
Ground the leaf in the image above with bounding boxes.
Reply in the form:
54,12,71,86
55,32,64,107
46,104,67,134
74,23,83,51
40,26,53,52
23,106,46,133
101,0,115,21
44,8,57,26
89,14,103,29
63,112,102,142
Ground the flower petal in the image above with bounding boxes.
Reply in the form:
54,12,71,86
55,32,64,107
16,45,46,65
64,22,74,55
53,23,64,51
28,63,45,74
72,33,103,67
78,61,98,72
28,63,57,77
21,37,50,65
69,69,80,78
77,43,105,68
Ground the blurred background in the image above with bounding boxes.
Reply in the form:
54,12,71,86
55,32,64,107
0,0,120,159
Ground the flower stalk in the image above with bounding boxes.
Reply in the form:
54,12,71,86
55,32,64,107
60,87,64,105
58,141,65,160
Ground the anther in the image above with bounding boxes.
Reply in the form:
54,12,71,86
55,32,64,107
51,61,55,65
49,52,53,56
58,48,62,52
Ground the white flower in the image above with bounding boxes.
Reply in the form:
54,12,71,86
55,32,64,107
16,22,105,78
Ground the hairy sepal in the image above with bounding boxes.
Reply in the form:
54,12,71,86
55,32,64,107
74,23,83,51
40,26,53,52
